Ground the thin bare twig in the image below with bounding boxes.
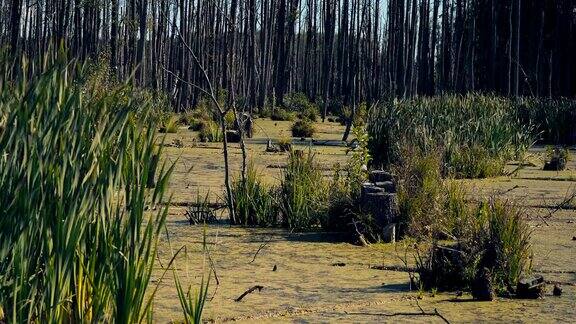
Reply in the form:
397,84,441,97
249,235,274,264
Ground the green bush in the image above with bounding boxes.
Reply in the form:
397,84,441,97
279,151,328,230
271,108,295,121
283,92,319,121
0,63,172,322
80,58,170,124
230,164,278,226
291,119,315,138
340,103,368,127
188,118,205,131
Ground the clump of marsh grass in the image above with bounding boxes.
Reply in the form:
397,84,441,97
199,119,223,142
517,97,576,145
368,94,535,178
185,192,218,225
160,114,181,133
415,199,533,298
279,151,329,230
230,163,278,227
0,62,172,322
473,200,533,297
394,147,447,238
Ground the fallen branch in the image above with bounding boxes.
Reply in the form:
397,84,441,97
543,186,576,220
249,236,274,264
370,265,416,273
344,311,448,320
235,285,264,302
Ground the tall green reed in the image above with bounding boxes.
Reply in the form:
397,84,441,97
0,60,172,322
230,163,278,227
368,94,535,178
279,151,328,230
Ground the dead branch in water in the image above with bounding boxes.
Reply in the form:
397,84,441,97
249,235,274,264
345,300,450,324
235,285,264,302
543,186,576,220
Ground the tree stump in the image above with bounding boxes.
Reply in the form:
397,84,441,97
516,275,546,299
360,192,399,228
369,170,394,183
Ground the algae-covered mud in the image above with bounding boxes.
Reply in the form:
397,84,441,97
153,119,576,323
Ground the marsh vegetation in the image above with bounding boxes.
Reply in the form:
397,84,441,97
1,0,576,322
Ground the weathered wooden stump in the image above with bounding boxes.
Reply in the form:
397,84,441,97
361,183,385,196
516,275,546,299
235,112,254,138
359,172,400,242
369,170,394,183
360,192,399,228
373,181,396,193
472,267,495,301
382,223,396,243
543,158,567,171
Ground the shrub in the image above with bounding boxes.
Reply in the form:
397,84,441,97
188,118,205,131
283,92,319,121
224,110,236,129
291,119,315,138
0,63,171,322
297,105,319,122
279,151,329,230
179,110,196,125
80,58,170,124
271,108,295,121
230,164,278,226
340,103,368,127
191,102,214,121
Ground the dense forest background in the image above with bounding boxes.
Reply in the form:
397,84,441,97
1,0,575,113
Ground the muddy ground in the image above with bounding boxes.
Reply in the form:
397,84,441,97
152,119,576,323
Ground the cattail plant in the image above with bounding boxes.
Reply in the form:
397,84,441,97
368,94,536,178
0,60,172,322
